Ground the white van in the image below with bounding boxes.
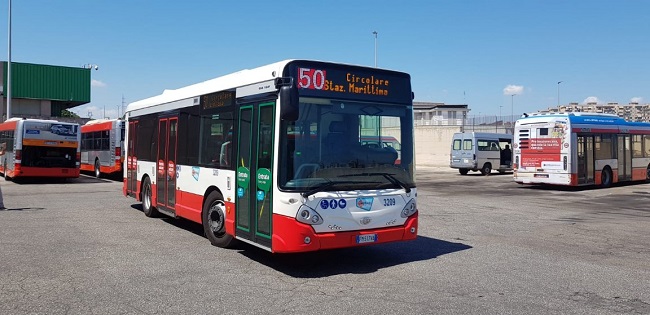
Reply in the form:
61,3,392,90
449,132,513,175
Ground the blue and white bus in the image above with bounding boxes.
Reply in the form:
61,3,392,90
514,112,650,187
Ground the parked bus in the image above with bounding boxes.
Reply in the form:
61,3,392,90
514,112,650,187
450,132,513,175
80,119,125,178
124,60,417,253
0,118,80,179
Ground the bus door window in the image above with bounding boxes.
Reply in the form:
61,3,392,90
199,112,233,168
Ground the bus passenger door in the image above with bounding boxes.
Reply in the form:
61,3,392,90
617,134,631,181
126,121,138,197
156,117,178,214
235,101,274,249
576,135,594,184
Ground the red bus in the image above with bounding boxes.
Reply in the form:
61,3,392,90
80,119,125,178
0,118,80,179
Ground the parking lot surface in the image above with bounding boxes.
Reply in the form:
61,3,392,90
0,169,648,315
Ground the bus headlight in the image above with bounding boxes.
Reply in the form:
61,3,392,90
401,199,417,218
296,205,323,225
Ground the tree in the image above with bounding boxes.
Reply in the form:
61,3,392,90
60,109,80,118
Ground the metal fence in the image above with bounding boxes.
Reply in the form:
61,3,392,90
415,114,518,134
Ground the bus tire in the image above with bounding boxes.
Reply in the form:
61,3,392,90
94,159,101,178
480,163,492,176
600,167,613,188
141,176,159,217
459,168,469,175
646,164,650,181
202,191,234,248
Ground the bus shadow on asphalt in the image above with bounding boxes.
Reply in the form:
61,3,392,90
6,175,116,185
240,237,472,277
517,181,650,192
129,203,473,277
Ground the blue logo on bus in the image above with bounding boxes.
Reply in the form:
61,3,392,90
319,199,347,210
256,190,265,201
237,187,244,198
320,199,329,209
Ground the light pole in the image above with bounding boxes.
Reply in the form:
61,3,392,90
511,94,515,126
557,81,563,107
372,31,378,68
6,0,12,120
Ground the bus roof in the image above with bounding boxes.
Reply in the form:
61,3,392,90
125,59,406,114
84,118,121,126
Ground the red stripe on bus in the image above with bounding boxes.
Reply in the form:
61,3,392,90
270,212,418,253
81,121,115,133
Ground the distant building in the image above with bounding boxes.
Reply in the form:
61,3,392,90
542,102,650,122
0,61,91,121
413,101,469,126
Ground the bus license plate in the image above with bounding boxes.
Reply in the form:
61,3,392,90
356,234,377,244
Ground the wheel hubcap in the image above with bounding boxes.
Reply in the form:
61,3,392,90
143,186,151,209
208,201,225,235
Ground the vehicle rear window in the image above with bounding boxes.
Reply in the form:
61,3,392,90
453,139,461,150
463,139,472,150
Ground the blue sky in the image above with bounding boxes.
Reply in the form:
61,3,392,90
1,1,648,119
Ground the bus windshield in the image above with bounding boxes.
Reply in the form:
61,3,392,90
279,97,414,191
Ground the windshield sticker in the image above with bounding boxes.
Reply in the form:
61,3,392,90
356,197,373,211
257,190,265,201
192,166,200,181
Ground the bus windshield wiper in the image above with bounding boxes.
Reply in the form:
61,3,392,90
340,172,411,193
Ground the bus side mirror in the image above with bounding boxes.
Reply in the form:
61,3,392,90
277,77,298,121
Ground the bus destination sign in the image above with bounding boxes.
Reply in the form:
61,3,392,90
290,64,411,104
201,91,235,110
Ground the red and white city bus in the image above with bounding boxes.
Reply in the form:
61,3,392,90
80,119,124,178
0,118,80,179
514,112,650,187
124,60,418,253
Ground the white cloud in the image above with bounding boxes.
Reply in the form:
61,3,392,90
630,97,643,103
91,79,107,87
583,96,599,104
503,85,523,95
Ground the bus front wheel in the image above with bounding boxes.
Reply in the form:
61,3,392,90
600,167,613,188
646,165,650,181
202,191,234,248
142,177,159,217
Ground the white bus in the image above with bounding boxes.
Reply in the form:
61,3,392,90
514,112,650,187
123,60,418,253
0,118,80,179
80,119,125,178
450,132,513,175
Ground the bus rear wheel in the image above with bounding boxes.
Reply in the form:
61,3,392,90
94,159,101,178
646,165,650,181
600,167,613,188
142,177,159,217
202,191,234,248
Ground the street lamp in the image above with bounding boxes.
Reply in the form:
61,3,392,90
557,81,563,107
511,94,515,126
372,31,378,68
6,0,12,120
